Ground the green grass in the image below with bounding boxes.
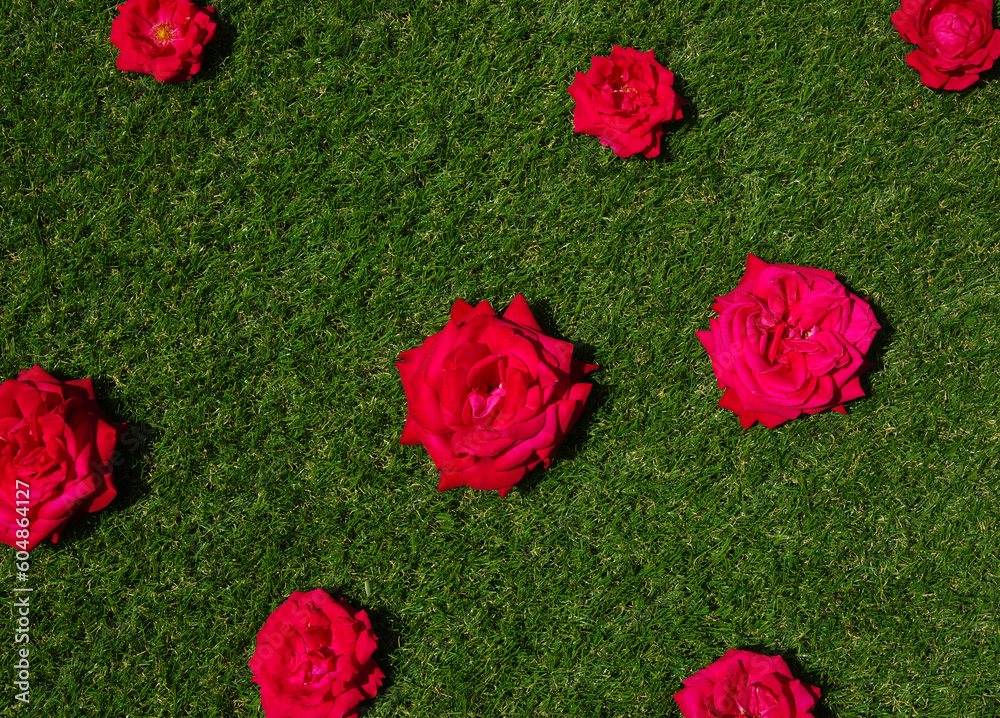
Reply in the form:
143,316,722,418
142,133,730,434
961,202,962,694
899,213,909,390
2,0,1000,715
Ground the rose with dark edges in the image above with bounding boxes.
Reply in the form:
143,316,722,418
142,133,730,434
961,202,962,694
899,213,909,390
697,254,880,429
674,649,822,718
567,45,685,158
0,366,123,552
397,295,596,497
110,0,216,82
249,589,384,718
892,0,1000,90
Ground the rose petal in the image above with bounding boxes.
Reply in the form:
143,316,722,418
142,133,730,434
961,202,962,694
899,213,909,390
699,255,877,427
110,0,216,82
892,0,1000,89
567,45,684,158
0,367,122,551
250,590,382,718
398,296,594,494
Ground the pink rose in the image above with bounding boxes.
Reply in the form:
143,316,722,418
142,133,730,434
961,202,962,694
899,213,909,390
567,46,685,158
249,589,384,718
892,0,1000,90
697,254,880,429
110,0,216,82
0,365,123,551
397,295,596,497
674,649,821,718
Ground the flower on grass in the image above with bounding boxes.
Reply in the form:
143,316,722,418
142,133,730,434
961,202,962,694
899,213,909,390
697,254,880,428
892,0,1000,90
250,589,384,718
0,366,123,551
674,649,821,718
110,0,217,82
567,45,685,158
397,295,596,496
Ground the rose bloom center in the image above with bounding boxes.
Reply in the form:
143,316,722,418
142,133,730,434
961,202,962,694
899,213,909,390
725,681,781,718
757,307,818,340
468,383,505,420
150,21,181,46
608,79,650,110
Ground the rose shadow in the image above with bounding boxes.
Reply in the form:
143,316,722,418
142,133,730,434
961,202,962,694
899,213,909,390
836,278,894,406
736,644,837,718
654,63,697,164
508,298,609,496
193,3,237,84
48,373,157,550
666,70,698,125
967,57,1000,87
321,588,406,716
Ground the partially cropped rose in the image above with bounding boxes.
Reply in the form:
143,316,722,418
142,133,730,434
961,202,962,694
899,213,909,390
397,295,596,497
674,649,821,718
110,0,216,82
892,0,1000,90
567,45,685,158
697,254,880,429
0,366,123,551
250,589,384,718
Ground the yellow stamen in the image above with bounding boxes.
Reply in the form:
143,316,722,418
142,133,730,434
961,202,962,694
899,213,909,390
150,21,179,46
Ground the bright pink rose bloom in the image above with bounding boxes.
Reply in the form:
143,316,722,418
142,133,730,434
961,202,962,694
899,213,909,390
567,46,685,158
674,649,821,718
397,295,596,497
697,255,880,429
249,589,384,718
110,0,216,82
892,0,1000,89
0,365,123,551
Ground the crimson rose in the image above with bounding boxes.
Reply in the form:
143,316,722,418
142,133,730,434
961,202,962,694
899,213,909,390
567,45,685,158
249,589,384,718
0,366,123,551
892,0,1000,90
110,0,216,82
674,649,821,718
697,255,880,429
397,295,596,496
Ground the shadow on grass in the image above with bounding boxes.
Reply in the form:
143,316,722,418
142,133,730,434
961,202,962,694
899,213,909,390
321,589,406,717
50,375,157,549
837,277,894,406
668,71,698,126
656,65,696,165
196,2,238,84
508,298,610,496
969,57,1000,88
737,644,837,718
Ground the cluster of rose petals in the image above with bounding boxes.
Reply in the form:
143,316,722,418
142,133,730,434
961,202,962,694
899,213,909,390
567,46,685,158
697,255,880,429
249,589,385,718
110,0,216,82
674,649,821,718
892,0,1000,89
397,295,596,497
0,366,122,551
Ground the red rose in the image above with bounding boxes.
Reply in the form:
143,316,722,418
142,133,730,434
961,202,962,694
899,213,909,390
249,589,384,718
0,366,123,552
697,254,880,429
110,0,216,83
892,0,1000,89
567,46,685,158
674,649,821,718
397,295,596,497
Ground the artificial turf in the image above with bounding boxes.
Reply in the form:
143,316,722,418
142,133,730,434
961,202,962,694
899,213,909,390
2,0,1000,715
